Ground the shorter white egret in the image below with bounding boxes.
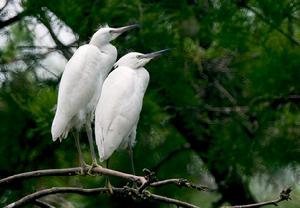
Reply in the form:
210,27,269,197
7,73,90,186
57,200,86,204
95,49,170,171
51,24,139,169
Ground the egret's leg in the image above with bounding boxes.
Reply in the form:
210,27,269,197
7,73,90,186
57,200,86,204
106,160,113,193
128,146,136,175
128,146,138,188
72,131,87,174
85,123,99,166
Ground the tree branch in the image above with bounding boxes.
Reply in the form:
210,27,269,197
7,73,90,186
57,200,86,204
4,186,201,208
151,178,209,191
222,188,292,208
37,11,73,59
0,166,146,186
0,10,29,29
4,187,111,208
149,192,200,208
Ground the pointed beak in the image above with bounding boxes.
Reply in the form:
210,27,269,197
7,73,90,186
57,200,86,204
111,24,139,34
141,48,171,59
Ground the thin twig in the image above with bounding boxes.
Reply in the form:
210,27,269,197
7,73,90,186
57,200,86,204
150,193,200,208
5,186,201,208
222,188,292,208
39,63,59,78
151,178,209,192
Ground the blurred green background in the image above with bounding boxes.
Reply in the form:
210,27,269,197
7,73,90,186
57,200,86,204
0,0,300,207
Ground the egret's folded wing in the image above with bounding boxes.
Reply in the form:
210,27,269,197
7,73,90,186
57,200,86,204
51,45,103,140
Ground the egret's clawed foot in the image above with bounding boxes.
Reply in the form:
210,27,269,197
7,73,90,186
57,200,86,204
87,160,102,176
78,162,91,175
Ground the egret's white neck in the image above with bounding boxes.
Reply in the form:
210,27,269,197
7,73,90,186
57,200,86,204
89,41,115,54
89,31,113,48
90,39,109,48
91,42,117,76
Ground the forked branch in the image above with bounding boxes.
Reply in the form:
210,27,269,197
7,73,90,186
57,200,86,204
1,167,292,208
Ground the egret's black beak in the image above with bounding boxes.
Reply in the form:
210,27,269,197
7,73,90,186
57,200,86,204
142,49,171,59
112,24,139,34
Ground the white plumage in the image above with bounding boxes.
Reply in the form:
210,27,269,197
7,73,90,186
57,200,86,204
51,32,116,141
95,49,169,162
51,24,138,165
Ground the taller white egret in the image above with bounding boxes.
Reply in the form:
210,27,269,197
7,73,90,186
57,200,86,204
95,49,170,169
51,24,139,168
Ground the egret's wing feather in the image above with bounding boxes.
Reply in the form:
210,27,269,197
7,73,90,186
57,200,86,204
57,45,103,115
99,115,131,161
51,45,103,140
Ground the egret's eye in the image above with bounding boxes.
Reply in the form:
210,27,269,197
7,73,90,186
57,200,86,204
136,55,142,59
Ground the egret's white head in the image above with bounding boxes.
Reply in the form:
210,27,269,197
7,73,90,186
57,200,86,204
90,24,139,47
114,49,170,69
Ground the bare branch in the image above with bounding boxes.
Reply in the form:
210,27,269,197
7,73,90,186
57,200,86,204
0,166,209,191
0,166,146,186
222,188,292,208
4,187,110,208
5,186,201,208
136,169,209,194
149,192,200,208
39,63,59,78
1,167,293,208
151,178,209,192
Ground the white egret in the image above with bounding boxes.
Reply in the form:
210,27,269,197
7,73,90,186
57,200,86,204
51,24,139,169
95,49,170,172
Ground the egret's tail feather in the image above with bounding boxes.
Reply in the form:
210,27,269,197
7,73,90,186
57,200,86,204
51,114,70,142
95,127,105,162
